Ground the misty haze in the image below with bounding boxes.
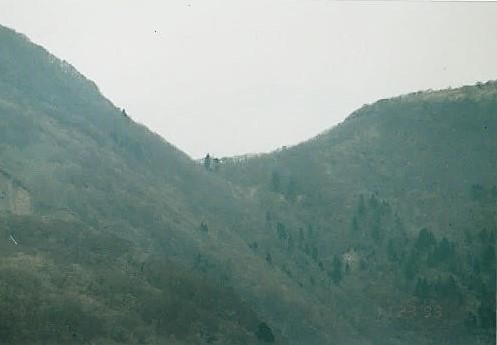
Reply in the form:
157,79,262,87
0,1,495,345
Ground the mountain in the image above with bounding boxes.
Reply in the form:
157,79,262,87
218,81,497,344
0,25,288,345
0,24,343,345
0,24,495,345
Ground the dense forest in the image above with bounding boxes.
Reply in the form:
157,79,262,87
0,25,495,344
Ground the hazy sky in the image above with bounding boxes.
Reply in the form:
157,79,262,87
1,1,496,158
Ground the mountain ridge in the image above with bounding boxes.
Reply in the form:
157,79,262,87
0,24,495,345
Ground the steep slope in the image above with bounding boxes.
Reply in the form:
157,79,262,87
0,25,347,345
0,25,264,345
219,82,497,344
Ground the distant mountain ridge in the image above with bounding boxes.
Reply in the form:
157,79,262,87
0,24,495,345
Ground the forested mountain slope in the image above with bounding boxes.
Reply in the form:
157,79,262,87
0,25,335,345
219,81,497,344
0,24,495,345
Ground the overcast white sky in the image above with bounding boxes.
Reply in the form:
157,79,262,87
1,1,496,158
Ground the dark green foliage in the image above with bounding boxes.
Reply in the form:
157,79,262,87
311,246,319,262
276,222,288,240
357,195,366,217
204,153,211,170
403,250,419,281
286,178,297,201
255,322,275,343
298,227,304,247
478,228,490,243
386,238,398,261
428,237,455,265
200,221,209,232
471,183,486,200
477,297,496,329
271,171,281,192
480,244,495,271
287,234,295,253
491,185,497,199
414,277,431,300
248,241,258,250
330,255,343,285
464,311,478,332
416,228,436,251
359,258,367,271
352,216,359,232
265,210,273,223
265,252,272,264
